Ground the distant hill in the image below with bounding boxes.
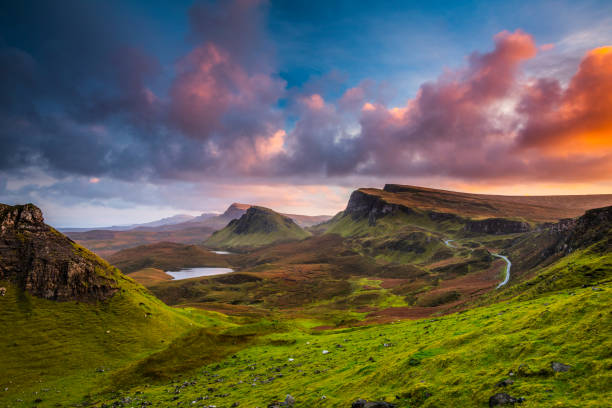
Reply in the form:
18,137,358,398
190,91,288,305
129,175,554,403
65,225,218,258
283,213,332,227
59,213,198,232
66,203,330,256
164,203,331,230
205,206,311,251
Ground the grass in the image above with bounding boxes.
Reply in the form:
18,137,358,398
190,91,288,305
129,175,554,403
0,276,233,407
129,267,173,286
91,283,611,407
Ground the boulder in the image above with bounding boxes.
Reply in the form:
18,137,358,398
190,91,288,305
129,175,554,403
551,362,572,372
489,393,520,406
496,378,514,387
351,399,396,408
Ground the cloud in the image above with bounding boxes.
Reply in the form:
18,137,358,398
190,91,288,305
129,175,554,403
517,46,612,154
275,30,611,184
1,0,611,224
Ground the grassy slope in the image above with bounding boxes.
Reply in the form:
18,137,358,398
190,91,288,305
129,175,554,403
0,241,235,407
205,207,311,251
128,267,173,286
107,242,230,274
96,282,611,407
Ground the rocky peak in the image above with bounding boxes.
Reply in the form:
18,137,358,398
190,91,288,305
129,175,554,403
0,203,45,233
0,203,120,301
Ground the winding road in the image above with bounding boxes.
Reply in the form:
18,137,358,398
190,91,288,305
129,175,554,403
442,238,511,288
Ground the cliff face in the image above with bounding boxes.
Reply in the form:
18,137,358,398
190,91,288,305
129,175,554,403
553,205,612,254
0,203,119,301
464,218,531,235
344,190,414,225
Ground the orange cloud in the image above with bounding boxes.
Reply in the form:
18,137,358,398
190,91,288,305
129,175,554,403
518,45,612,156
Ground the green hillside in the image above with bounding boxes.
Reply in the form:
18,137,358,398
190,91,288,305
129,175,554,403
205,206,311,251
94,279,612,407
0,204,233,407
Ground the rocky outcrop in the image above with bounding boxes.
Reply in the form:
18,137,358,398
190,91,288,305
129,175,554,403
344,190,413,225
556,205,612,253
0,203,119,301
464,218,531,235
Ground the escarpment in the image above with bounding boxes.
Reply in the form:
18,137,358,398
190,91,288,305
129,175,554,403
464,218,531,235
344,190,414,225
0,203,120,301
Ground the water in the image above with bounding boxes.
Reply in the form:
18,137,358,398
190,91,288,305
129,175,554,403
443,239,457,248
166,267,234,280
212,250,233,255
492,254,512,288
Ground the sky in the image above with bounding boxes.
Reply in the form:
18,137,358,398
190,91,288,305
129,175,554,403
1,0,611,227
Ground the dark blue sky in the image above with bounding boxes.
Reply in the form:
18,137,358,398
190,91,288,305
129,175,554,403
1,0,611,226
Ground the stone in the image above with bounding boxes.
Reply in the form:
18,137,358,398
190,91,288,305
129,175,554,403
489,393,518,406
284,394,295,406
551,362,572,372
496,379,514,387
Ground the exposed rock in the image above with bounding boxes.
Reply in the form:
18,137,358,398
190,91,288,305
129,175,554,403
351,400,396,408
551,206,612,254
465,218,531,235
496,379,514,387
488,393,518,406
344,190,413,225
551,361,572,372
0,203,119,301
428,211,460,222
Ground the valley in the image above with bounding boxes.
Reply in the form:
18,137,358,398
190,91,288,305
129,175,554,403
1,185,611,407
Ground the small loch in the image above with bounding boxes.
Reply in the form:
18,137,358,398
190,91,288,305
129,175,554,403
165,267,234,280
